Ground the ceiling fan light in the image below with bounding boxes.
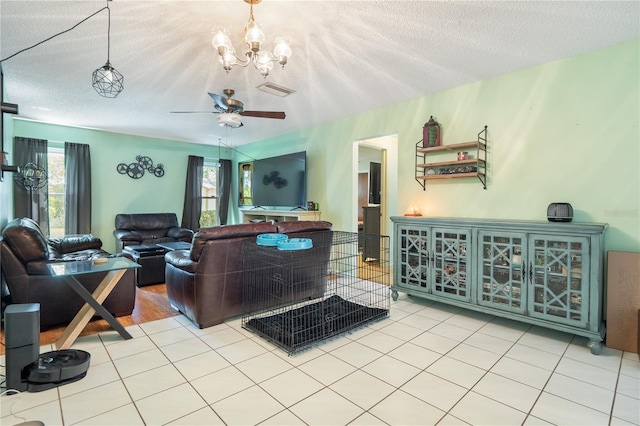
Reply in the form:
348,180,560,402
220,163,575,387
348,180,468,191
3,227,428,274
217,113,243,128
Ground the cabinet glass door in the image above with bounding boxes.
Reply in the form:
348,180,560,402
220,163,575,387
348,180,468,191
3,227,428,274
432,228,471,302
397,226,430,293
478,231,526,313
528,235,589,327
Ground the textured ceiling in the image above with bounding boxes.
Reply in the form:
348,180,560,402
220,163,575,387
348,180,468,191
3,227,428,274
1,1,639,147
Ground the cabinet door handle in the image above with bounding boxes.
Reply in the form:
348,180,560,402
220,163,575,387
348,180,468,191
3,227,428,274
528,261,533,282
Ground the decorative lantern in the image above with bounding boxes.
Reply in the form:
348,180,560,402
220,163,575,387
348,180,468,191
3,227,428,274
422,116,441,148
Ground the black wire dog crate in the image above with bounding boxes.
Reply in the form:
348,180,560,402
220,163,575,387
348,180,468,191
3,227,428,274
242,231,390,354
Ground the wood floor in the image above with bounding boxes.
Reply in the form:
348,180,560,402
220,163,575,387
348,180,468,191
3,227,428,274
0,283,179,355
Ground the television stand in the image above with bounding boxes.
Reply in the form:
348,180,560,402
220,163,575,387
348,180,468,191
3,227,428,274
240,209,321,223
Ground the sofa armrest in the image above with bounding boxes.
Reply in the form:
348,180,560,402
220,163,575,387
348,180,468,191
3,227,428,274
167,227,194,241
48,234,103,254
165,250,198,273
113,230,143,243
277,221,332,234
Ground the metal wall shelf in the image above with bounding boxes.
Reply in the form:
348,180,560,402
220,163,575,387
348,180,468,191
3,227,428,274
415,126,488,189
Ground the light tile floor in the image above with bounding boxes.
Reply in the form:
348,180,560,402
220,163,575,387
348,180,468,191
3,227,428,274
2,293,639,426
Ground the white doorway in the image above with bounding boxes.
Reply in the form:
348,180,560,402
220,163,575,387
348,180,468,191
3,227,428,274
353,134,398,238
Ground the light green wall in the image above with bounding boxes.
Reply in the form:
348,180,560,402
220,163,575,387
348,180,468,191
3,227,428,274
1,40,638,255
237,39,640,253
2,121,226,252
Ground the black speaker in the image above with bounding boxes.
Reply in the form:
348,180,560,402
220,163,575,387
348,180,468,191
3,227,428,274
5,303,40,392
547,202,573,222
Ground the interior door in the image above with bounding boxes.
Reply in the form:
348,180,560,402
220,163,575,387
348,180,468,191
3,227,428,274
357,172,368,224
369,162,381,204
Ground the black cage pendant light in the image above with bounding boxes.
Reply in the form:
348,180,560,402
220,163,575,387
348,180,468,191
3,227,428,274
92,1,123,97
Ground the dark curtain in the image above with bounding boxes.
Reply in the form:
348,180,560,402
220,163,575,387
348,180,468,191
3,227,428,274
218,159,232,225
181,155,203,231
13,137,49,235
64,142,92,234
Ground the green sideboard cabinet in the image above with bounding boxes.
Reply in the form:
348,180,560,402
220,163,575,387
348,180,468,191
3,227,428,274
391,217,607,354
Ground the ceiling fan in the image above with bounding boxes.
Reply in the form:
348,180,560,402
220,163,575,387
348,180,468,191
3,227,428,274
171,89,286,128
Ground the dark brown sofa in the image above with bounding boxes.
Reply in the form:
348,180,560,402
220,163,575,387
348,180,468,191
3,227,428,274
113,213,194,253
165,220,332,328
1,217,136,330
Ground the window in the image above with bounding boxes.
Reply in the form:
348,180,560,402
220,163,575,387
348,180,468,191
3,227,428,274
48,146,65,236
238,162,253,206
200,162,219,227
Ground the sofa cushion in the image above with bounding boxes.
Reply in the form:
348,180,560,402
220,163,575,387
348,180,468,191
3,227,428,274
1,217,49,264
167,227,194,241
112,230,143,243
164,249,197,273
277,221,333,234
48,234,103,256
190,222,277,261
115,213,179,231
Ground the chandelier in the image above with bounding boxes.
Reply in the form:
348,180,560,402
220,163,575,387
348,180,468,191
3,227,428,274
212,0,292,77
92,1,124,97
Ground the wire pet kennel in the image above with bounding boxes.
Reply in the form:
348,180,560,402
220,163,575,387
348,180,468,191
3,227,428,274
242,231,390,354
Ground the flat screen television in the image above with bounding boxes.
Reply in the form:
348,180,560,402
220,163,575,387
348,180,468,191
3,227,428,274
252,151,306,208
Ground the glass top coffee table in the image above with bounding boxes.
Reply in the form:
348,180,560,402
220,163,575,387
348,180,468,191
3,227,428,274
157,241,191,251
48,257,140,350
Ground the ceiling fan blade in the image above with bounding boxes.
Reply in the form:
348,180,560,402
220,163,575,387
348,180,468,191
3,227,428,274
208,92,229,111
240,111,286,119
170,111,218,114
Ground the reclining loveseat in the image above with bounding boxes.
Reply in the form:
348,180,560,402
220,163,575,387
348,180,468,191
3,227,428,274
164,220,332,328
113,213,194,253
1,217,136,329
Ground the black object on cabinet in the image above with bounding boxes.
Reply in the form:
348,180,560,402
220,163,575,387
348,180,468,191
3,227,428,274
362,206,381,261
